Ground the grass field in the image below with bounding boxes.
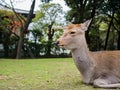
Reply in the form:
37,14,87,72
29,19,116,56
0,58,117,90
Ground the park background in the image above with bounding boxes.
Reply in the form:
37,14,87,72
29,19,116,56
0,0,120,59
0,0,120,89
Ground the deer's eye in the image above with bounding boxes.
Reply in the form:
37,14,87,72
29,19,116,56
70,31,76,34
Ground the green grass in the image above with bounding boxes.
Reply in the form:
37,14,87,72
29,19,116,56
0,58,117,90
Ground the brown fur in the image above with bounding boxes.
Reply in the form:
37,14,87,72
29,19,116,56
92,51,120,79
67,24,81,29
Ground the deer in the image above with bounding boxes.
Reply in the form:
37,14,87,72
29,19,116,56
56,19,120,89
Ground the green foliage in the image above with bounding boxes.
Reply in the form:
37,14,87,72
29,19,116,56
34,3,63,24
64,0,101,23
0,10,13,32
0,9,26,58
33,11,45,22
32,3,66,56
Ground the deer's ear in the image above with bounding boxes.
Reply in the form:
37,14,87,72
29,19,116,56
82,19,92,31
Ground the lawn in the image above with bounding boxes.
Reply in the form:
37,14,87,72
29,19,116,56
0,58,117,90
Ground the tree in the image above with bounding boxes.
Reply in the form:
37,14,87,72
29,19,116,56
16,0,36,58
100,0,120,50
0,10,24,58
33,3,64,56
64,0,104,23
0,10,13,58
0,0,36,58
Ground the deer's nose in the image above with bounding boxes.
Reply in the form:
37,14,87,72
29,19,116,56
56,41,60,46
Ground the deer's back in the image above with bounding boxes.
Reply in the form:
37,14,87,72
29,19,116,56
91,51,120,78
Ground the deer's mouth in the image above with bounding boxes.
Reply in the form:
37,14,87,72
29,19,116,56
58,44,64,47
56,41,66,48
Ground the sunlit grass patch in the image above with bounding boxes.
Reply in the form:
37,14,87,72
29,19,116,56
0,58,117,90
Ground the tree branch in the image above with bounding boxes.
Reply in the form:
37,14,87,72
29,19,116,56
23,0,35,33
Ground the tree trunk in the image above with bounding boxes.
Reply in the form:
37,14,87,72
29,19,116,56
46,22,54,56
3,32,11,58
85,0,96,44
16,0,35,59
104,11,114,50
16,27,24,59
117,31,120,50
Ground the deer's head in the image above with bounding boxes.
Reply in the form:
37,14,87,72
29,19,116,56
56,19,92,50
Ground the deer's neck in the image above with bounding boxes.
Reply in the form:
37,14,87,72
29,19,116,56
71,38,93,76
